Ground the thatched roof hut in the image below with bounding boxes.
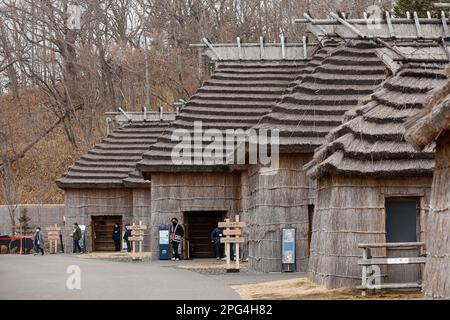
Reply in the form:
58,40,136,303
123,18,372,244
246,39,389,272
305,56,448,288
405,75,450,299
56,112,176,251
135,44,315,257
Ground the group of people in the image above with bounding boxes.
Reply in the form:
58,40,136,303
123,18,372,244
33,218,228,260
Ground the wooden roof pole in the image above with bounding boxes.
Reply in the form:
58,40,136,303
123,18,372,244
434,3,450,8
385,11,396,38
375,38,410,61
441,11,449,39
413,11,424,38
202,38,222,60
303,13,329,37
118,107,132,121
329,12,367,39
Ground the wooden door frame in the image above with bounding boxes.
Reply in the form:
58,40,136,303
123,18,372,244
383,196,421,243
183,210,227,259
91,215,123,252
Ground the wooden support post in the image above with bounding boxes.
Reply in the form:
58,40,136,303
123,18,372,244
235,215,240,270
280,34,286,60
139,221,143,258
302,36,307,59
259,36,264,60
361,247,368,296
225,219,230,269
236,37,242,60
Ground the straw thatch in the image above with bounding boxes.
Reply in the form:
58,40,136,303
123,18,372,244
137,59,312,172
405,77,450,299
307,63,448,179
57,120,172,189
405,68,450,151
255,40,387,153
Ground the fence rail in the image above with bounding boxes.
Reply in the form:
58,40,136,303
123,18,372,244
357,242,426,295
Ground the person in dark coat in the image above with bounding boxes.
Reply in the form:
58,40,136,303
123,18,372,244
71,223,82,253
123,224,132,252
33,227,45,256
169,218,184,260
211,227,223,260
112,224,121,251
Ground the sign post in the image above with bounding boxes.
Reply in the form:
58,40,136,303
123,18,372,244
45,224,61,254
129,221,147,261
219,215,246,272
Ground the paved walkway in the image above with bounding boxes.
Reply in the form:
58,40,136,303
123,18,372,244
0,255,305,300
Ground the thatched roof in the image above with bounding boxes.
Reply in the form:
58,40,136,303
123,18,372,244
405,67,450,151
254,40,387,153
56,120,172,189
306,62,448,179
137,59,312,172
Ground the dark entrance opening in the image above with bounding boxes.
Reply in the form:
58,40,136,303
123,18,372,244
92,215,122,251
385,197,420,283
184,211,225,258
307,204,315,257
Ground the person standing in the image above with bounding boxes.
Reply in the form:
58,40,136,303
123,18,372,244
33,227,45,256
211,227,223,260
169,218,184,261
71,223,82,253
123,224,132,252
112,223,121,252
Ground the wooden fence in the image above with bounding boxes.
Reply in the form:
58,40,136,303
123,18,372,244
358,242,426,295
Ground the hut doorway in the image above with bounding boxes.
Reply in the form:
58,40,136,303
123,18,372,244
91,215,123,251
184,211,225,258
384,197,420,284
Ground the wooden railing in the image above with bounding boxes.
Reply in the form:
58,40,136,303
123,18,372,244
357,242,426,295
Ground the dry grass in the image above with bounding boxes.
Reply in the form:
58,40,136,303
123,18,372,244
231,278,424,300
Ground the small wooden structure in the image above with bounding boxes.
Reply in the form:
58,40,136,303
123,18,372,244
358,242,426,295
219,215,246,272
45,224,61,254
129,221,147,260
56,111,176,252
136,49,310,259
405,72,450,299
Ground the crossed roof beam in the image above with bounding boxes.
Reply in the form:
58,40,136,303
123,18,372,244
295,11,450,63
295,11,450,40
